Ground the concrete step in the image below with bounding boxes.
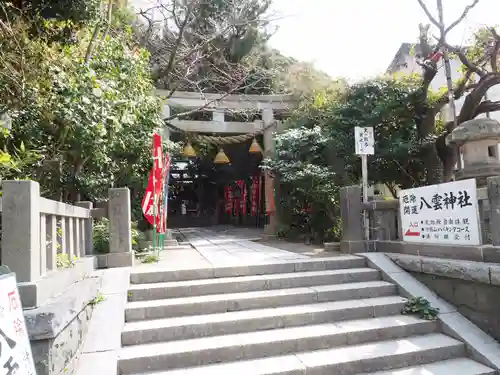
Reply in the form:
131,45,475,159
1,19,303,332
118,333,462,375
129,255,366,284
163,245,192,250
164,240,179,246
125,280,397,321
119,315,436,370
360,358,496,375
121,296,406,344
127,267,380,301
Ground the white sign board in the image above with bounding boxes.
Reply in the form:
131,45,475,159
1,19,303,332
399,179,481,245
0,273,36,375
354,126,374,155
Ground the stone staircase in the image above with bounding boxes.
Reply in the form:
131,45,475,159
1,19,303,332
118,255,497,375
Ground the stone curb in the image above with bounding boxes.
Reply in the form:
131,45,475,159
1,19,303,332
386,253,500,286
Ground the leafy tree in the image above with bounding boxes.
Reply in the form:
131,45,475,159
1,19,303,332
2,0,101,44
6,0,101,23
0,3,166,207
263,76,433,240
269,77,429,188
263,126,343,242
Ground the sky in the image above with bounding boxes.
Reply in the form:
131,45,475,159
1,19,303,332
268,0,500,81
131,0,500,81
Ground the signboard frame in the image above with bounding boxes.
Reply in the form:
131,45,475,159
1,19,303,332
398,178,482,246
354,126,375,155
0,272,37,375
354,126,375,241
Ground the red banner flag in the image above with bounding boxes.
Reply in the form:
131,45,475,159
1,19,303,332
152,133,163,196
241,182,247,214
224,185,233,213
142,133,164,229
235,180,245,216
251,176,260,216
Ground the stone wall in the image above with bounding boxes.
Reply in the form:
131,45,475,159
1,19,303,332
25,275,100,375
409,272,500,342
386,253,500,343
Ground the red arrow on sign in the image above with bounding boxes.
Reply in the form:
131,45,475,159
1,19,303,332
405,228,421,237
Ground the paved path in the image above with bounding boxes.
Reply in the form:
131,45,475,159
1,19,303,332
134,228,318,273
180,227,311,264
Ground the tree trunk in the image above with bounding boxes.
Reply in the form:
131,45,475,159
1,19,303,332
424,145,443,184
68,161,83,202
436,131,456,181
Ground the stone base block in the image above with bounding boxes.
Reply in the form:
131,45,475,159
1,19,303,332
164,229,173,240
164,239,178,247
262,234,277,241
25,276,100,375
340,240,370,254
324,242,340,252
19,257,96,309
96,252,133,269
264,224,274,235
264,213,277,235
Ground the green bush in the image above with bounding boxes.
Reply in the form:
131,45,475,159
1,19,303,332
93,218,111,254
92,218,141,254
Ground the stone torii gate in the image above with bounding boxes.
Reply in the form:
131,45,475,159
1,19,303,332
156,89,298,234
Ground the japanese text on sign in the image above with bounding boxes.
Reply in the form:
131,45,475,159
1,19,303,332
354,126,374,155
0,273,36,375
399,179,481,245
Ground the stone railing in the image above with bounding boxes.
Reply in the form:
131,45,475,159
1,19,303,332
0,180,133,309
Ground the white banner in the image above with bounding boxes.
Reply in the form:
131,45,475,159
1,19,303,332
0,273,36,375
354,126,374,155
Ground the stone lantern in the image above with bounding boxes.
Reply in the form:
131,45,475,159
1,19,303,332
446,118,500,186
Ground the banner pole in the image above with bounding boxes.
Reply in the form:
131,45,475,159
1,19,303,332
152,135,158,257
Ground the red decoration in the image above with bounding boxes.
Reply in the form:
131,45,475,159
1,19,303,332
224,185,233,213
142,133,168,232
251,176,260,216
242,183,247,214
430,51,442,63
235,180,245,215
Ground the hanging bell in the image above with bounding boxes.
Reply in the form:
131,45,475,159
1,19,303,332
248,137,262,154
183,142,196,157
214,148,230,164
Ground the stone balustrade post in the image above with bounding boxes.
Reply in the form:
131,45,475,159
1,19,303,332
371,199,398,241
339,185,365,253
262,107,278,235
105,187,133,267
487,176,500,245
1,180,41,282
76,201,94,256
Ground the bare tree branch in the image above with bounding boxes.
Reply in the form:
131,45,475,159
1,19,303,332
433,70,473,110
84,22,101,64
162,70,263,124
445,0,481,34
490,27,500,72
416,0,441,29
100,0,114,42
160,2,194,84
459,73,500,121
135,0,280,105
474,100,500,117
443,42,486,77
